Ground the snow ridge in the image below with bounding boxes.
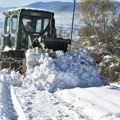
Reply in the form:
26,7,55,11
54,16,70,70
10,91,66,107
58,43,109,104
1,83,18,120
11,86,27,120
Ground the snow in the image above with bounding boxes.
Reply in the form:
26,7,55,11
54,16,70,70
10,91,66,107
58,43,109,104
7,7,52,13
0,49,120,120
10,86,27,120
4,46,13,51
11,85,120,120
24,49,103,92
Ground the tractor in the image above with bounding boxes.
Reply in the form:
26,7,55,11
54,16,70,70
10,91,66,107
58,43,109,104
0,8,70,73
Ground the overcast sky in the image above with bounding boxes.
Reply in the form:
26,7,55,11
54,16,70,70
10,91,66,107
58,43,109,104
0,0,120,7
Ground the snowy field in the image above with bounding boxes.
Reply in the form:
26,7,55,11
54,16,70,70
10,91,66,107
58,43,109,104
55,12,81,29
14,85,120,120
55,12,81,39
0,11,120,120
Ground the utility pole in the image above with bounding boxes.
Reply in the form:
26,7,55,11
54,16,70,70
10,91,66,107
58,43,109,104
70,0,77,51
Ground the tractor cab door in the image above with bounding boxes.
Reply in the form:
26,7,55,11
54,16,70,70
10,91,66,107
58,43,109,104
1,15,11,50
2,15,18,50
10,15,18,49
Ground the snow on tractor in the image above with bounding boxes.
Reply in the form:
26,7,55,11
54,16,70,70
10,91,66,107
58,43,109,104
0,8,70,73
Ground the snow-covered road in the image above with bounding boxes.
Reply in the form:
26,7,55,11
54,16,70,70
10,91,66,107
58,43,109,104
0,81,120,120
13,85,120,120
13,87,90,120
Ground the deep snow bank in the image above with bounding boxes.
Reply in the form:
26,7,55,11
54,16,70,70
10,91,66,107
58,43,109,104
0,49,105,92
23,49,104,92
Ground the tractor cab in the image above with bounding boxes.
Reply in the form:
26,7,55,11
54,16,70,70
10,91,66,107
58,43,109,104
0,8,59,50
0,8,70,73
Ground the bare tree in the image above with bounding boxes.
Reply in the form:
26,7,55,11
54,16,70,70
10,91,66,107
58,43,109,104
77,0,120,55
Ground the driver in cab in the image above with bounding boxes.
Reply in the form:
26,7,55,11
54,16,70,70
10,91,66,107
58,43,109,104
25,21,33,32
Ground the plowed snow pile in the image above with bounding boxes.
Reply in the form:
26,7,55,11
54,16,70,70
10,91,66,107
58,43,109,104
24,49,104,92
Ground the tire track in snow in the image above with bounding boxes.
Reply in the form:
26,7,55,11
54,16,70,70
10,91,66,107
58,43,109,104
49,93,93,120
13,89,90,120
1,83,18,120
13,87,92,120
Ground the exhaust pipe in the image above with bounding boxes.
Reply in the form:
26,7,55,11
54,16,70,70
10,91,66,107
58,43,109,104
50,13,56,37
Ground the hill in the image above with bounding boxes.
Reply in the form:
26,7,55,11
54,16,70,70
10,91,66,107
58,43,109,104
0,2,73,12
26,1,73,12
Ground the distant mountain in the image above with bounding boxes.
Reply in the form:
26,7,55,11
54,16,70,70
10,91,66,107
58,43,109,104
26,1,73,12
0,2,74,13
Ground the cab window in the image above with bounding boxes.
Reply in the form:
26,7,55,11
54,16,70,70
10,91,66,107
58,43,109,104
36,18,49,33
4,16,10,34
11,15,18,34
44,18,49,30
22,18,33,32
36,19,42,32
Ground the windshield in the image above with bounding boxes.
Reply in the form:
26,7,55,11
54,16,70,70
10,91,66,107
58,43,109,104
22,17,49,33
